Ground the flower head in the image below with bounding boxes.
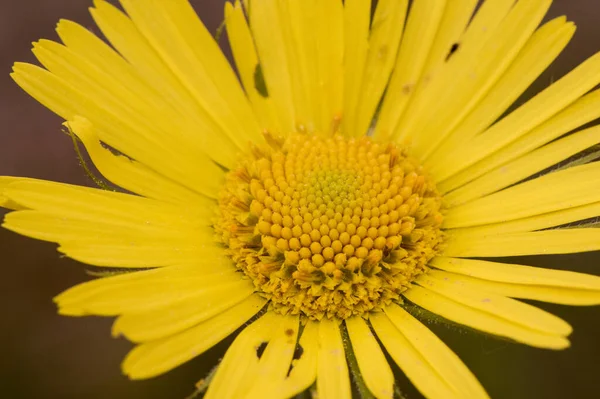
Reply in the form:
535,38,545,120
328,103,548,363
3,0,600,398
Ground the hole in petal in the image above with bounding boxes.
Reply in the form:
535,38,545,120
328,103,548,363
256,341,268,359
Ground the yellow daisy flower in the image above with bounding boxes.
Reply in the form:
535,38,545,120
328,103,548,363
3,0,600,398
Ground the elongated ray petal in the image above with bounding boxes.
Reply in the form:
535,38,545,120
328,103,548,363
205,313,300,399
445,125,600,206
432,50,600,183
0,177,24,210
345,317,394,399
417,273,572,336
439,88,600,194
444,228,600,257
397,0,549,154
392,0,517,144
204,312,281,399
404,285,570,349
56,266,241,315
352,0,409,138
266,322,319,399
112,280,254,342
317,319,351,399
444,163,600,229
447,202,600,237
245,316,301,398
370,312,457,399
384,304,489,398
2,179,211,228
342,0,371,137
11,63,223,197
427,16,575,166
373,0,448,141
66,118,212,205
224,1,281,132
91,0,242,157
123,294,266,380
52,19,239,169
431,257,600,289
249,0,296,132
118,0,264,149
429,258,600,305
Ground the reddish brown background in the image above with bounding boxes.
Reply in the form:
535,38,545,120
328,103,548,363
0,1,599,398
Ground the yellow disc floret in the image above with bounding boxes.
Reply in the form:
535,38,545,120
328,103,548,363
216,134,444,320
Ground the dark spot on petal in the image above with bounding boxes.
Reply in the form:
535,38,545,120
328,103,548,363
293,343,304,360
254,63,269,98
287,343,305,377
285,328,295,337
256,341,268,359
446,42,460,61
378,45,388,60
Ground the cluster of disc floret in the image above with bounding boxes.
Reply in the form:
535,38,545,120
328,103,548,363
216,134,444,320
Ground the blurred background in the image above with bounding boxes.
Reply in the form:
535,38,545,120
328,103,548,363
0,1,599,398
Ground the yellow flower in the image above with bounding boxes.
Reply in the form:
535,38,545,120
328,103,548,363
3,0,600,398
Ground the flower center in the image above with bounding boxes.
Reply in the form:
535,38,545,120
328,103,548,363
216,134,444,320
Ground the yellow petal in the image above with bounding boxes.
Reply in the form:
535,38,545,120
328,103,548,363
403,285,570,349
2,178,211,229
112,280,254,342
342,0,372,137
438,88,600,194
270,321,319,399
205,313,277,399
317,319,351,399
315,0,344,134
245,315,301,398
432,50,600,183
54,263,212,305
431,257,600,289
277,0,317,132
205,312,295,399
48,17,241,171
351,0,409,138
384,304,489,398
3,210,209,246
91,0,231,146
1,181,218,268
417,272,572,336
414,0,552,158
56,264,241,316
373,0,449,140
11,62,223,197
444,228,600,257
445,125,600,206
118,0,263,149
248,0,296,132
444,162,600,229
122,294,266,379
345,317,394,399
370,312,456,399
427,16,574,167
224,1,281,132
429,258,600,305
447,202,600,237
51,19,238,167
0,176,24,210
66,117,212,205
394,0,546,150
58,242,221,268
